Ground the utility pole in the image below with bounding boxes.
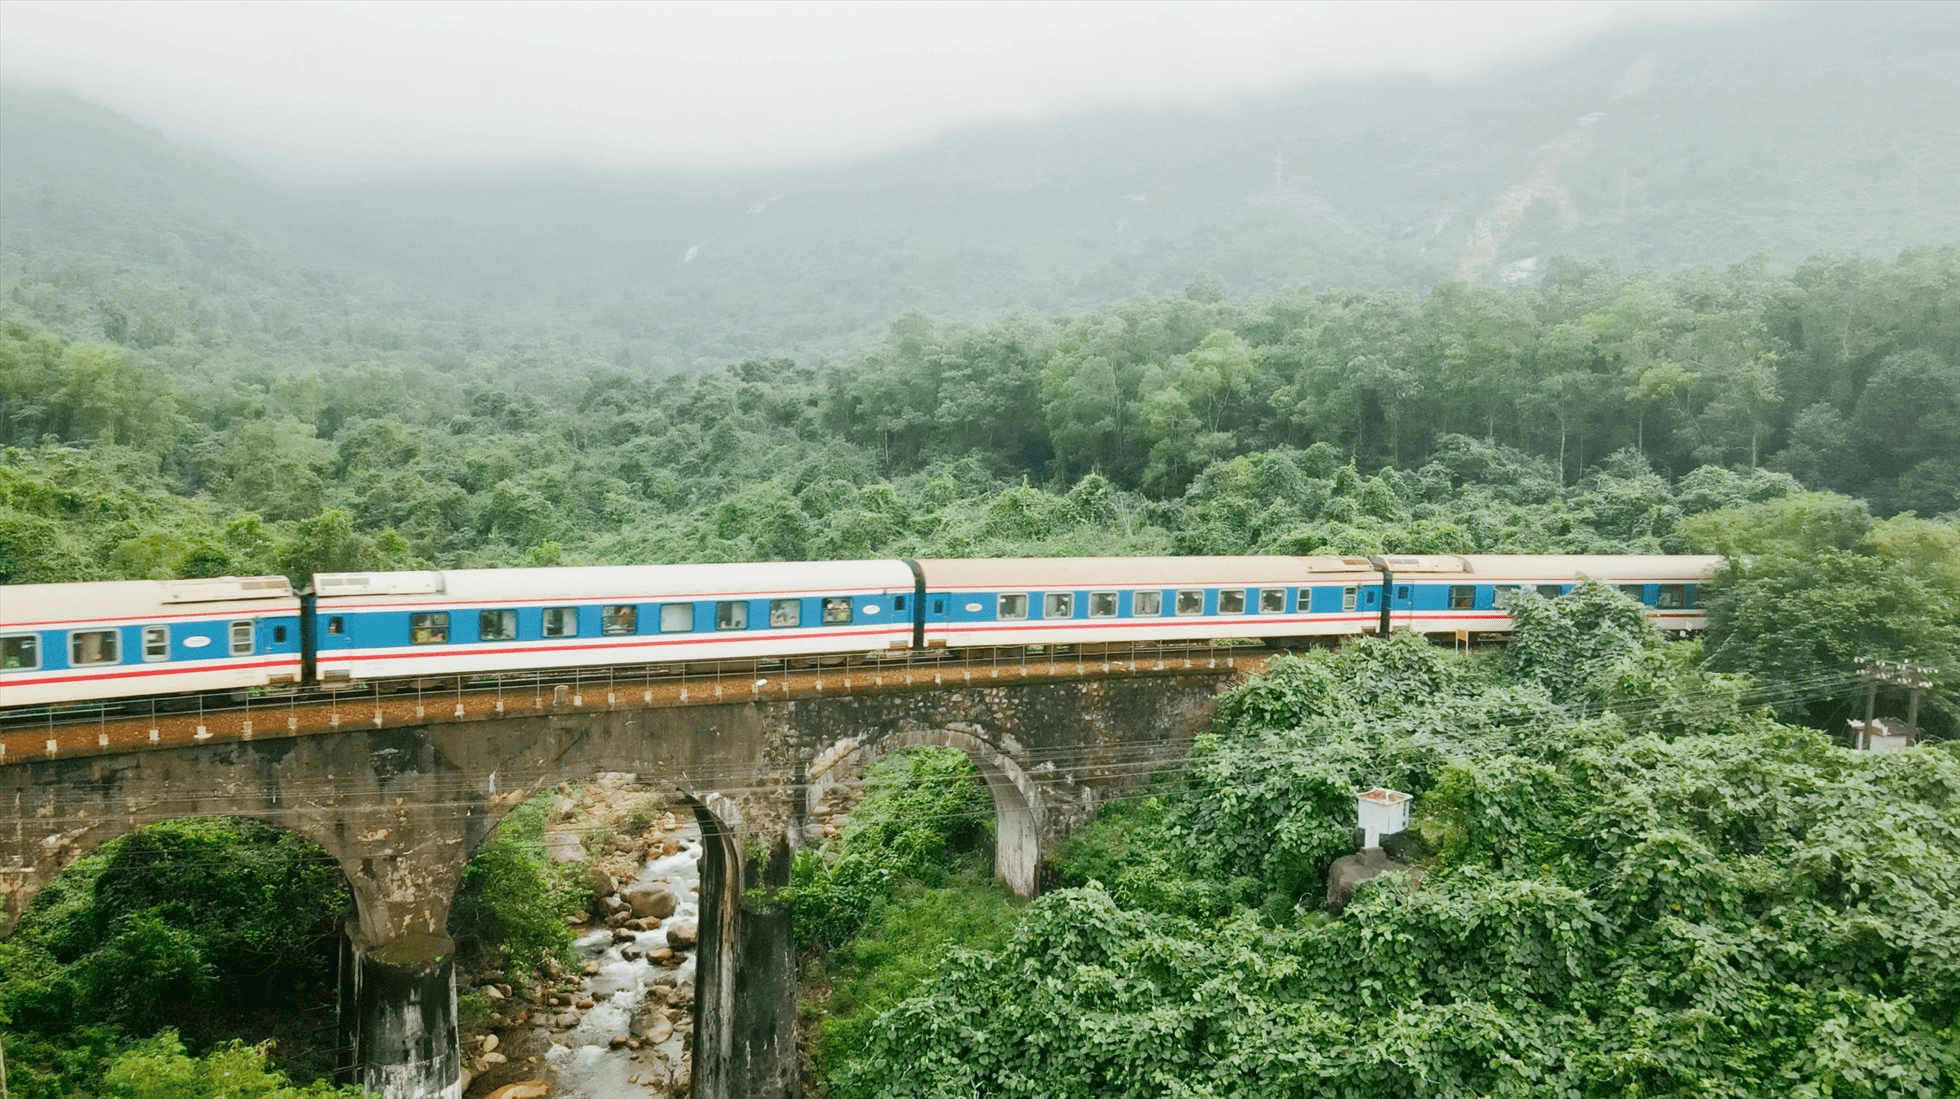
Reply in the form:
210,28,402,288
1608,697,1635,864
1850,657,1935,750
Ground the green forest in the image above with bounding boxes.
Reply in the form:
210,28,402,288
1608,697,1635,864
5,244,1959,1093
6,245,1957,729
6,138,1960,1095
808,599,1960,1098
6,246,1957,573
4,4,1960,1093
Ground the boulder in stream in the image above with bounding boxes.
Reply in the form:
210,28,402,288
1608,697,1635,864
624,884,679,919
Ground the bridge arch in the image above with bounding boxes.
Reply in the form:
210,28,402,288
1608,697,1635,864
5,812,380,1088
806,721,1045,896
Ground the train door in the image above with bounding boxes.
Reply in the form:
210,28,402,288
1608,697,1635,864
1390,582,1415,628
313,606,359,685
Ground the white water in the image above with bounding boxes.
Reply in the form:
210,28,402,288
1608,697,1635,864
538,828,703,1097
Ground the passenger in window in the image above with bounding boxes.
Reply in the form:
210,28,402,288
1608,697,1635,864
4,637,37,668
603,605,637,635
411,613,449,644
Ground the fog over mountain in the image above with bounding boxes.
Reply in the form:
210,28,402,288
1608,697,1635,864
2,3,1955,368
1,1,1745,183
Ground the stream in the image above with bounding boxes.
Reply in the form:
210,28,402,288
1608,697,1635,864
468,805,704,1098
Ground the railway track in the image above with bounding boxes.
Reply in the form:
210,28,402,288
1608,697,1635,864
1,642,1271,766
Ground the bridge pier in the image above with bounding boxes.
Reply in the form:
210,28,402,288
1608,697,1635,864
690,797,800,1099
337,925,462,1099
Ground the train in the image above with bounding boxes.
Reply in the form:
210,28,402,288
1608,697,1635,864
0,554,1721,711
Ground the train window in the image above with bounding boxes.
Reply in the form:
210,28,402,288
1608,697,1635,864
2,635,39,670
769,599,802,628
822,598,853,625
894,595,906,612
933,597,946,614
716,601,749,630
1448,586,1475,610
602,605,638,635
1395,585,1410,601
1657,585,1686,610
229,621,254,655
998,594,1029,620
1175,590,1205,616
274,626,288,644
1218,590,1246,614
660,604,694,633
327,616,345,635
1619,585,1645,603
143,626,169,662
542,607,579,638
1044,593,1074,618
411,613,450,644
1260,588,1287,613
1133,591,1163,617
1494,585,1520,602
71,630,120,665
1342,586,1357,612
479,610,517,642
1537,585,1563,598
1089,592,1119,617
1688,588,1702,609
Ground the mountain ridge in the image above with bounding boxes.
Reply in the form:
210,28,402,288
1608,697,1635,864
3,3,1957,367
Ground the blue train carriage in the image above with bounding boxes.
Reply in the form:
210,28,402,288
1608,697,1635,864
1369,554,1723,637
309,560,920,685
0,577,303,709
913,556,1388,650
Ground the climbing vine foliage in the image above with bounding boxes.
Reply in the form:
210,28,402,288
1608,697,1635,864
829,593,1960,1098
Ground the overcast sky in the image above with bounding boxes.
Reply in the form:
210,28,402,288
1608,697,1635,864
1,1,1756,185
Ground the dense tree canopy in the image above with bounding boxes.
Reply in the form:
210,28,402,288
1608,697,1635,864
0,821,354,1098
5,246,1958,1096
5,249,1955,574
827,600,1960,1099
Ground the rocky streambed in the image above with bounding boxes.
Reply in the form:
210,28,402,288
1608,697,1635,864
462,779,706,1099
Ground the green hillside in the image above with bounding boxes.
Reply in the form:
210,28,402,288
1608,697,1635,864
4,5,1956,369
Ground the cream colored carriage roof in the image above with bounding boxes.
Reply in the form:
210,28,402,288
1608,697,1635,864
2,577,296,628
1454,555,1723,580
313,560,916,601
914,557,1378,590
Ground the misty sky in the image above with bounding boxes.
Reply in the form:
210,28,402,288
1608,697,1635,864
1,1,1754,185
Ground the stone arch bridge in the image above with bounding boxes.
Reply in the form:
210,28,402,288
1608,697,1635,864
0,654,1245,1098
